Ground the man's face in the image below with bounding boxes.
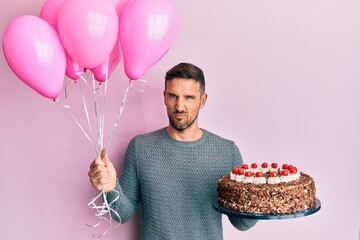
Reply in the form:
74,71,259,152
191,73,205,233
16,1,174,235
164,78,207,132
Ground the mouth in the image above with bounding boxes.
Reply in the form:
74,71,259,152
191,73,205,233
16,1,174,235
172,112,187,120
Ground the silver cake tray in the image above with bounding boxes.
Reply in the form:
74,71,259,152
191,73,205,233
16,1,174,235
212,198,321,220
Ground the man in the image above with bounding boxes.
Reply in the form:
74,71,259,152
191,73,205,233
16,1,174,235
89,63,257,239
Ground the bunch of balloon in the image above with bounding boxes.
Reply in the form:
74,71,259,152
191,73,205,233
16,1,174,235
3,0,177,238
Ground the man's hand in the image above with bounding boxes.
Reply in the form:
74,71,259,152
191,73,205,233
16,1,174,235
88,149,117,192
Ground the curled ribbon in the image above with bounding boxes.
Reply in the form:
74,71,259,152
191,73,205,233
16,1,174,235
86,185,121,240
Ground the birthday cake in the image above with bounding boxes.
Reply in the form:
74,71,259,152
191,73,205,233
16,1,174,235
217,163,316,214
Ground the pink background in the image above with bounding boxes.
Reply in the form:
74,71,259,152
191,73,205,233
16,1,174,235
1,0,359,239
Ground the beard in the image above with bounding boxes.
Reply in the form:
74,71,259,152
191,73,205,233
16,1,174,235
168,111,198,132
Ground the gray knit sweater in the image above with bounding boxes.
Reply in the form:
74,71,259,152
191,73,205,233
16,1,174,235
107,128,257,239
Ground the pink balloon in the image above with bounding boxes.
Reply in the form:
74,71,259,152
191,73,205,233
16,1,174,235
113,0,130,17
2,15,66,99
39,0,64,31
65,53,86,80
58,0,119,68
91,42,121,82
89,0,130,82
39,0,85,80
119,0,177,80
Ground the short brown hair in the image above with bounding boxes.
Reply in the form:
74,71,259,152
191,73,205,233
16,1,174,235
165,62,205,94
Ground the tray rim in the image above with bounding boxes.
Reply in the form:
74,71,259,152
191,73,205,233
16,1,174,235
212,198,321,220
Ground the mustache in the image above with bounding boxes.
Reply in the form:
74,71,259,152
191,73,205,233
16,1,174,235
173,110,186,114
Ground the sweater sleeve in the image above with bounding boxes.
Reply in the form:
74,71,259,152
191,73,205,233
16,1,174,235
106,138,140,223
228,217,258,231
231,141,243,168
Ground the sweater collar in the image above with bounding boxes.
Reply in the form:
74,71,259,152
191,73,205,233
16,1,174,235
161,127,209,147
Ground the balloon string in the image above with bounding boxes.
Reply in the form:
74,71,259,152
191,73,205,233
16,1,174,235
57,71,151,239
54,97,98,155
107,80,132,148
86,60,122,240
75,73,101,155
90,70,108,155
101,57,109,150
99,79,107,151
55,76,99,155
78,75,92,133
91,73,102,155
107,78,149,148
132,78,150,92
86,185,121,240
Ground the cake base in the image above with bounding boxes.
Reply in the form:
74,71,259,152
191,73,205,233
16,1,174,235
212,198,321,220
217,173,316,214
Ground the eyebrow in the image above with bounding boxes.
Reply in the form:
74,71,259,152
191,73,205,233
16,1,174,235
165,92,197,98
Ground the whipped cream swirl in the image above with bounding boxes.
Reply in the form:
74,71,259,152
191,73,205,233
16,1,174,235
242,176,254,183
280,175,292,183
267,177,281,184
230,172,237,180
235,175,244,183
253,177,266,184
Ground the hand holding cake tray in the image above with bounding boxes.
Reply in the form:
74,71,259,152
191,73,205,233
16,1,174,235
213,162,321,220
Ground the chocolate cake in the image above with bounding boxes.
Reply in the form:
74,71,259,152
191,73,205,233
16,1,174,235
217,163,316,214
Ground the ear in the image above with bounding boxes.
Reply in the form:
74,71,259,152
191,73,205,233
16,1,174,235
200,93,208,109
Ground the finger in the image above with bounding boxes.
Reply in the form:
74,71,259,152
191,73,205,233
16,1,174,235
90,178,105,191
90,174,110,188
88,165,107,178
97,177,109,186
90,158,105,169
90,173,108,183
101,149,112,167
94,169,108,179
101,149,107,161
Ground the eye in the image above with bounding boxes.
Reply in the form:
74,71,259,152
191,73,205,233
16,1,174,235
185,95,195,100
167,93,177,99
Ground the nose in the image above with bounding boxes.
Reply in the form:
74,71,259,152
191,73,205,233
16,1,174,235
175,97,185,112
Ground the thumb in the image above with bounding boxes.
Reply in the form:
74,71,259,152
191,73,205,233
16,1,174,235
101,149,111,165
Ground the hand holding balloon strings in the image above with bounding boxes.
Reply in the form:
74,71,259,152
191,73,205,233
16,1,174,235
54,64,148,240
87,149,121,239
4,0,177,238
54,67,129,240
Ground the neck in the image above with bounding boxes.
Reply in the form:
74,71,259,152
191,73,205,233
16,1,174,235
166,125,203,142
